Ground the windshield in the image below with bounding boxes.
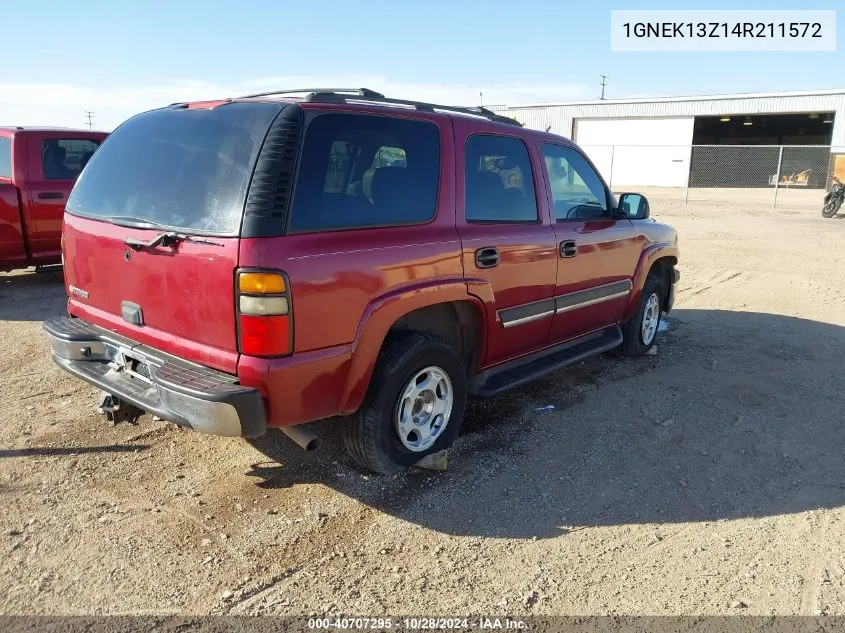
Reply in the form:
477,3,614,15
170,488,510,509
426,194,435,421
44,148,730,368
66,102,281,235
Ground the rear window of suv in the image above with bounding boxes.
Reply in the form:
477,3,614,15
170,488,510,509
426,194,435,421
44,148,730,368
66,102,282,235
289,113,440,233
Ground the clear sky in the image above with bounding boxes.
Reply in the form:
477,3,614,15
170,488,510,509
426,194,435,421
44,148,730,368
1,0,842,130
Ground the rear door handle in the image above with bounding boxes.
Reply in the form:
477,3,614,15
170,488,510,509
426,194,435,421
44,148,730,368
475,246,499,269
38,192,65,200
560,240,577,258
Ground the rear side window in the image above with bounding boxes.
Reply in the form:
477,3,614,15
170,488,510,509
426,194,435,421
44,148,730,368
66,102,282,235
464,134,538,223
289,113,440,232
41,138,101,180
0,137,11,179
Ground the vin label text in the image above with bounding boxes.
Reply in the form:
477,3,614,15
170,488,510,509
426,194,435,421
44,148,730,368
611,10,836,51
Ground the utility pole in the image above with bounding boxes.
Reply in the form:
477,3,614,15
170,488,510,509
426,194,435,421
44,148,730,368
84,111,94,130
479,92,483,106
599,75,608,100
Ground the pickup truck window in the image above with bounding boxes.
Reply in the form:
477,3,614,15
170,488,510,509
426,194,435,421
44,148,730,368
289,113,440,233
0,137,10,179
541,143,610,221
464,134,538,223
41,139,101,180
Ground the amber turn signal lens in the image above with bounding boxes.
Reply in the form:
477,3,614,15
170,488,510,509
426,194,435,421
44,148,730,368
239,272,285,295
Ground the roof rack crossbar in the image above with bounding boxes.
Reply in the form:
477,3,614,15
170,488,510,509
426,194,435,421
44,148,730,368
236,87,385,100
302,92,523,127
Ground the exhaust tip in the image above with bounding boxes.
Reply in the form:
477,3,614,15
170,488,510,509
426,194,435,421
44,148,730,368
281,425,321,452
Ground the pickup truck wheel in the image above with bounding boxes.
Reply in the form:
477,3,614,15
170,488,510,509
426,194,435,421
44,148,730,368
343,332,467,475
619,272,666,357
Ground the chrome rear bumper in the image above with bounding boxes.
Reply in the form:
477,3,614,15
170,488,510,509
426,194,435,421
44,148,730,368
42,316,266,437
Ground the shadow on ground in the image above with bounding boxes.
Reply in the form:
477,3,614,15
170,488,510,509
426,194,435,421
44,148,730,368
0,445,148,458
0,269,67,321
247,308,845,538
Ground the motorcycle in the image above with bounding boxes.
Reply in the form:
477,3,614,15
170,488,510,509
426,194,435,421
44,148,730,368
822,176,844,218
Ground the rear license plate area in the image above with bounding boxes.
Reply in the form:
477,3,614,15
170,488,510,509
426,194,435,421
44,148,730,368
118,350,153,384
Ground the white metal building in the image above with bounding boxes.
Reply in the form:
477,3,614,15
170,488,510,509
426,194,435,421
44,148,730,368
488,89,845,190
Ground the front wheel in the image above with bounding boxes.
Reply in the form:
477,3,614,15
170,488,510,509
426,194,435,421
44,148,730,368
343,332,467,475
618,272,666,357
822,196,842,218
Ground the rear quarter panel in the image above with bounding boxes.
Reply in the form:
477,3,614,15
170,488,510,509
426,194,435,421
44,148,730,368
238,223,469,425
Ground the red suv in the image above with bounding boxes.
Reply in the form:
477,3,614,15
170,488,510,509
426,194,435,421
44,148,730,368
44,88,679,474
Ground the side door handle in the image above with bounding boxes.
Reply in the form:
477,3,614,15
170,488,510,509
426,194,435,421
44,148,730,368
475,246,499,269
38,192,65,200
560,240,577,258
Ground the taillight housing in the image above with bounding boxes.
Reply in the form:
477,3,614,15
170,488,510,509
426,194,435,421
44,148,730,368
236,269,292,357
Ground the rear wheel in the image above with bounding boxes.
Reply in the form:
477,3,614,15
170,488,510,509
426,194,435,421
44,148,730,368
343,332,467,475
619,272,665,357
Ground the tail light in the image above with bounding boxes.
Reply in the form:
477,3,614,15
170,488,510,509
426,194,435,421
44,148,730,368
236,270,292,357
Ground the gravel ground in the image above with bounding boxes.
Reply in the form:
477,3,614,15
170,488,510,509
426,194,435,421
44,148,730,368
0,202,843,617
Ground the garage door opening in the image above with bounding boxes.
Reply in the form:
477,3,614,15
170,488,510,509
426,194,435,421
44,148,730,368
689,112,835,189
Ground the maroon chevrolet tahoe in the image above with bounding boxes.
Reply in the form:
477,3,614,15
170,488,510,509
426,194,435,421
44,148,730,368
43,88,680,474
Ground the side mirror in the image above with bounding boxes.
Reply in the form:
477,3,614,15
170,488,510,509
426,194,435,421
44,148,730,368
617,193,650,220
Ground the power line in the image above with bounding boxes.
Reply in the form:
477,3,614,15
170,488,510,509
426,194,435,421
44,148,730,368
599,75,609,100
84,111,95,130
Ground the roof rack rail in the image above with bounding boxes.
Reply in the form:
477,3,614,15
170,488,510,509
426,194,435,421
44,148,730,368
236,87,386,100
234,88,523,127
303,91,523,127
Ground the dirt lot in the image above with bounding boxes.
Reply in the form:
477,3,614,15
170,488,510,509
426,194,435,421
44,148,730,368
1,202,844,617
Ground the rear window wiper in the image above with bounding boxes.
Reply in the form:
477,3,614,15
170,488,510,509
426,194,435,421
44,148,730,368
124,231,224,251
101,215,170,230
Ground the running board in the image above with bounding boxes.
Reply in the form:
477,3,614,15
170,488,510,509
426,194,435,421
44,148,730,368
469,325,623,397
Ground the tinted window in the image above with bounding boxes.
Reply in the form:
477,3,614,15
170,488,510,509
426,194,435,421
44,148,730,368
66,102,281,235
541,143,609,221
464,134,538,223
0,137,10,179
41,138,101,180
289,114,440,232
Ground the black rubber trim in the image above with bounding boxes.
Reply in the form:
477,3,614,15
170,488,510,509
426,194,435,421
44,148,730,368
241,103,304,238
554,280,632,312
498,298,556,326
469,326,623,396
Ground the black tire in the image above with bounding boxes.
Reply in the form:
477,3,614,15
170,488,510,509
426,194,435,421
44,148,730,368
618,273,666,357
342,332,467,475
822,197,842,218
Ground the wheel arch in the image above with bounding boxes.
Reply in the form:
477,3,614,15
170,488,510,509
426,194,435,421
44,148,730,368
624,245,678,321
338,281,488,415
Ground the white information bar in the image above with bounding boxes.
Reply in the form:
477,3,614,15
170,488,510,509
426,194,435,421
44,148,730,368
611,10,836,52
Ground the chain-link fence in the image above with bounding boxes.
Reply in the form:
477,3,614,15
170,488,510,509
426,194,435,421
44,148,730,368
577,144,845,208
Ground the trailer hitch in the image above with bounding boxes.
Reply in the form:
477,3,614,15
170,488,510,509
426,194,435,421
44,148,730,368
97,391,143,426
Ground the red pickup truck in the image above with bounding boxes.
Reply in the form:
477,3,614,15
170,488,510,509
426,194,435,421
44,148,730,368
0,127,108,272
